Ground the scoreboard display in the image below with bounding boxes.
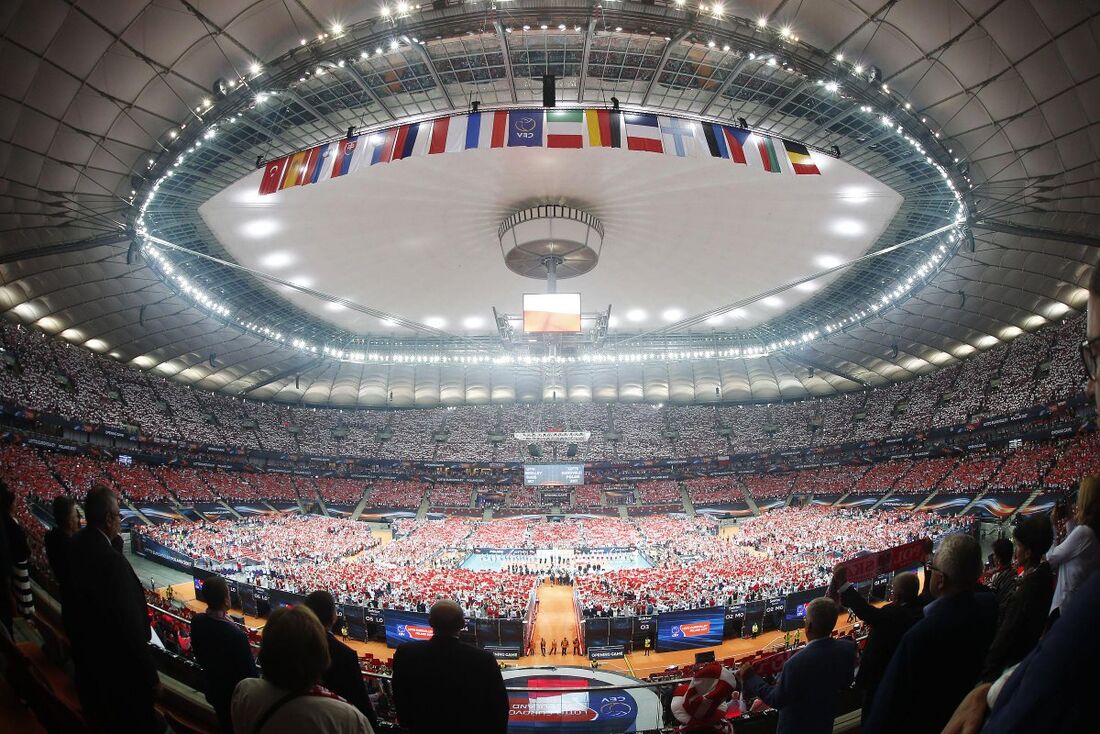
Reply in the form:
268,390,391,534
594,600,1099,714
524,464,585,486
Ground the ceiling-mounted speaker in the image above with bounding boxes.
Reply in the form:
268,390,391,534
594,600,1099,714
542,74,556,108
528,444,542,457
566,443,578,458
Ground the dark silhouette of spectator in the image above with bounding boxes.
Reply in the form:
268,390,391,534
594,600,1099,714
304,590,379,730
232,605,373,733
831,566,921,721
0,482,33,623
64,485,163,733
191,576,258,733
987,537,1017,610
392,599,507,734
0,485,11,635
739,598,856,734
864,533,997,734
44,493,78,591
981,515,1054,681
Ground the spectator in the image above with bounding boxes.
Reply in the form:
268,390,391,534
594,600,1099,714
739,598,856,734
863,533,997,734
232,605,373,734
392,599,508,734
0,482,33,624
304,590,379,730
64,485,163,733
191,576,259,733
1047,476,1100,617
44,493,79,591
981,515,1054,681
831,567,921,721
987,537,1017,610
0,486,11,635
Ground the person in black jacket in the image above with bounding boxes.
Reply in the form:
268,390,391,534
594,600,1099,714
304,589,380,730
63,485,164,733
191,576,258,733
864,533,998,734
831,565,922,721
44,493,79,591
1,483,34,624
980,515,1054,681
392,599,508,734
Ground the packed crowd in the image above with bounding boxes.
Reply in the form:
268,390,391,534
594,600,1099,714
0,313,1087,463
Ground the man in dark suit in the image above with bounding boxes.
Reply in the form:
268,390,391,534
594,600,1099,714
191,576,258,733
63,485,164,733
304,589,379,730
44,493,79,593
392,599,508,734
831,565,922,720
739,598,856,734
864,533,998,734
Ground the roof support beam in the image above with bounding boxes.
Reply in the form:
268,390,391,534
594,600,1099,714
410,43,454,110
577,18,597,103
237,116,297,153
493,22,518,104
701,55,751,115
0,232,128,266
238,357,325,396
641,31,689,107
340,64,396,120
972,218,1100,249
757,79,813,127
286,90,345,138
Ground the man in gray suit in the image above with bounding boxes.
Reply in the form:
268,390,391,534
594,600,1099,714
740,598,856,734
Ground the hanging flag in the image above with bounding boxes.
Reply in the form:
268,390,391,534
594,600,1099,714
660,117,699,157
783,140,821,174
623,113,663,153
756,135,782,173
370,128,398,165
546,110,584,148
300,143,333,184
392,121,432,160
701,122,731,159
585,109,622,148
722,127,751,164
464,110,509,149
330,136,362,177
507,110,543,147
278,149,310,189
428,116,467,154
258,156,289,195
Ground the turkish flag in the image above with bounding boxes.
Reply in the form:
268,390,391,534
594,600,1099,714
259,155,288,195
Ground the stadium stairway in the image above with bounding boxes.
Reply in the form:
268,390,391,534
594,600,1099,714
415,495,430,520
679,484,696,516
315,496,332,517
916,488,940,510
350,486,372,521
482,506,493,520
218,500,243,520
740,485,761,516
121,496,154,526
870,489,897,511
959,490,988,516
832,491,852,507
618,505,629,520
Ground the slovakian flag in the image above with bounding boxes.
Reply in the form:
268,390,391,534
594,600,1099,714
783,140,821,174
585,109,622,147
330,136,362,177
756,135,782,173
659,116,700,157
545,110,584,148
464,110,510,149
392,121,432,160
623,112,663,153
258,155,289,195
507,110,543,147
428,116,466,154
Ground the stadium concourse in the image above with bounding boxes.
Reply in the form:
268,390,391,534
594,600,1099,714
4,1,1100,733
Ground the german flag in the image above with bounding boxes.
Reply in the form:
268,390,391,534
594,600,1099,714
783,140,821,175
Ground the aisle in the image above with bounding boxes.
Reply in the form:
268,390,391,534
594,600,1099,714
528,581,586,665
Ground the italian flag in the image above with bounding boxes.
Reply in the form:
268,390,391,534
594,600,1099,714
546,110,584,148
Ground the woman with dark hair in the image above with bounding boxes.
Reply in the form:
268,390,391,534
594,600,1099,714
232,605,373,734
0,481,34,625
44,493,79,590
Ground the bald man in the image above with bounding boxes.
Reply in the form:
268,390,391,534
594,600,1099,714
863,533,997,734
832,566,922,721
392,600,508,734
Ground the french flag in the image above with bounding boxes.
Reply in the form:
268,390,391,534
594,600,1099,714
392,121,432,160
623,112,663,153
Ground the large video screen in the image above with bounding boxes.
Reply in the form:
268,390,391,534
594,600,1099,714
523,293,581,333
524,464,585,486
656,607,726,652
384,609,435,648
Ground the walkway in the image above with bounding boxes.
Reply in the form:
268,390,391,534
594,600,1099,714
528,581,586,664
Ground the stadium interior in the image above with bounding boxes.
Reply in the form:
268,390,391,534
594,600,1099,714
1,1,1099,733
